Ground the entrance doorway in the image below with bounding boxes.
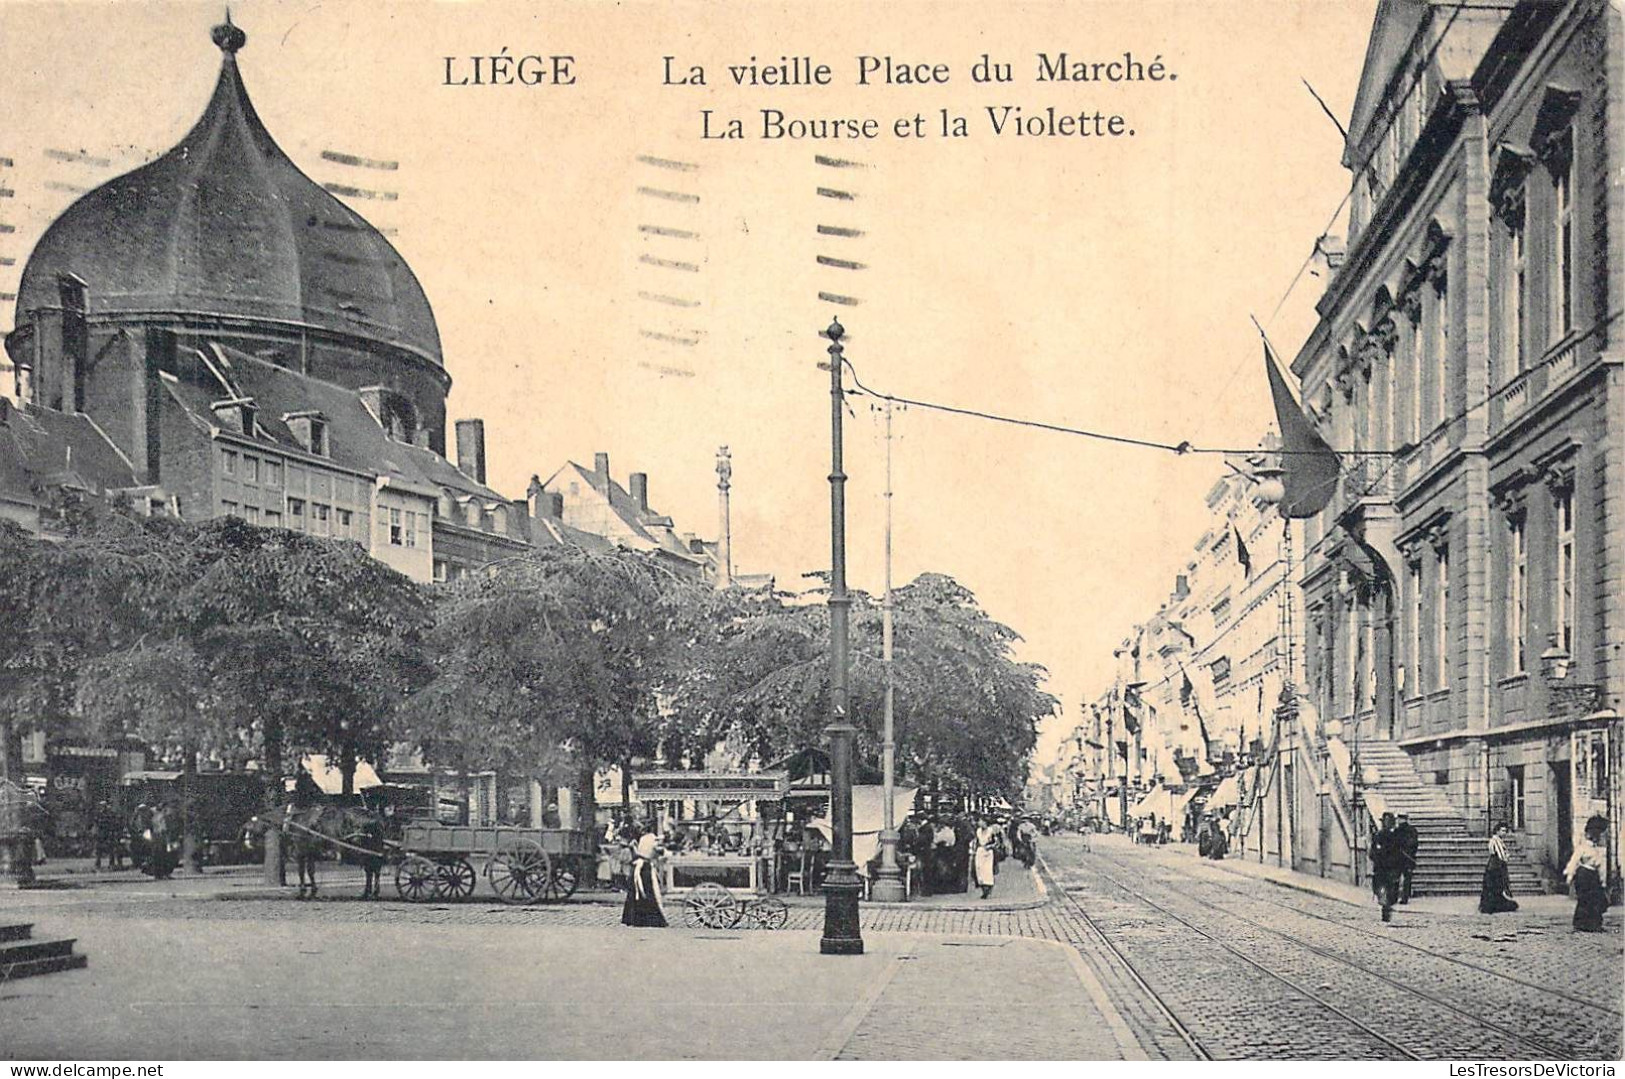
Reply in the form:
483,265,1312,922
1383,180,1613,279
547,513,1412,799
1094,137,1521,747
1551,762,1573,877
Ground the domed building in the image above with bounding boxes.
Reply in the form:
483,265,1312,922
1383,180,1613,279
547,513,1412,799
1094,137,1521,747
0,18,547,582
11,19,446,448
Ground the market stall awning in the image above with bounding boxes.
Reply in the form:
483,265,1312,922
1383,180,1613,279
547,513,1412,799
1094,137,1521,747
632,770,790,802
1209,773,1241,808
302,754,382,795
813,785,918,873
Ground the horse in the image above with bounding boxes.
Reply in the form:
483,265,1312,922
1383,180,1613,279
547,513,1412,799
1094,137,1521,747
249,804,388,899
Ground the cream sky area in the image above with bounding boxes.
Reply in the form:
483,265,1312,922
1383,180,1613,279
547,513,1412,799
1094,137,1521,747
0,1,1378,765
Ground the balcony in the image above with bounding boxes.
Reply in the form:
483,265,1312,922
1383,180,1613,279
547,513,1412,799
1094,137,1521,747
1338,457,1397,512
1489,332,1591,432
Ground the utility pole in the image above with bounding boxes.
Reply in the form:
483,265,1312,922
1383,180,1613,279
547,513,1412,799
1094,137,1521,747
716,446,733,588
820,318,863,955
871,399,906,902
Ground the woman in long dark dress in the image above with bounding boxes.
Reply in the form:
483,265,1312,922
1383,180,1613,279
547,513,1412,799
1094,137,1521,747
1565,814,1610,933
1479,823,1519,914
622,833,668,928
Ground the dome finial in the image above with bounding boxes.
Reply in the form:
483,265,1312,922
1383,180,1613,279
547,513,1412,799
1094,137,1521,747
211,9,246,54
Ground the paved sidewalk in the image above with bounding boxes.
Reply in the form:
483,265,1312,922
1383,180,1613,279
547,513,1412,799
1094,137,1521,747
14,857,1051,913
1,913,1143,1060
783,861,1047,912
1138,834,1622,925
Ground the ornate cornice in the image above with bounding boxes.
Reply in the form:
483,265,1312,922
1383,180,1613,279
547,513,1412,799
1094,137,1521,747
1534,440,1581,497
1491,470,1533,520
1489,142,1535,227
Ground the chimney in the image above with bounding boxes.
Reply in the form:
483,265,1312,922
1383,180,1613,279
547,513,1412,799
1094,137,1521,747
1173,574,1190,601
593,451,611,489
455,419,486,484
59,274,87,413
141,329,172,485
629,472,649,512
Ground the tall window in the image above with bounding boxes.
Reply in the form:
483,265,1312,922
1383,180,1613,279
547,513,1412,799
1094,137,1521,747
1434,273,1450,427
1552,131,1574,340
1407,311,1423,443
1556,488,1575,654
1409,561,1424,694
1435,547,1450,690
1509,516,1527,674
1507,209,1526,373
1508,765,1526,830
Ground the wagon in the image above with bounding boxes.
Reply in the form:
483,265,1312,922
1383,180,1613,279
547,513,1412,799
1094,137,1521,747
393,821,596,904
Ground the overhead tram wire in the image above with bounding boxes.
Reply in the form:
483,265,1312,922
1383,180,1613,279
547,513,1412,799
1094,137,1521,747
839,357,1397,457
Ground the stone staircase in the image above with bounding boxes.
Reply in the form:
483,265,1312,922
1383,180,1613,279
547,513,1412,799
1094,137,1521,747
1357,739,1545,898
0,922,88,981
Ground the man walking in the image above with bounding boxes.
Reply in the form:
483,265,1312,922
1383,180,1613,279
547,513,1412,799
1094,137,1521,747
1369,812,1403,922
1394,812,1420,904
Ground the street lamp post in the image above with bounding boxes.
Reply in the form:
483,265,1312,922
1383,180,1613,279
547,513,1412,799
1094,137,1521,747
820,318,863,955
871,399,906,903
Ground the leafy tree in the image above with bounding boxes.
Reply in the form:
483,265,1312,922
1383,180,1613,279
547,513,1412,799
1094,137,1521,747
674,573,1054,800
404,545,724,812
1,509,431,880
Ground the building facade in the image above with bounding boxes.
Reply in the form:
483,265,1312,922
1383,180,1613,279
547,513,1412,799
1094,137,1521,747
1066,451,1303,836
1290,0,1621,891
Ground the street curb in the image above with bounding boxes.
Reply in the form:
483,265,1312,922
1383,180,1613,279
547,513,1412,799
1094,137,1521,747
1034,936,1150,1061
812,934,919,1061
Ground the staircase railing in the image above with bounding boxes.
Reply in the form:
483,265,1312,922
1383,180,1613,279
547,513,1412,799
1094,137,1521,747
1289,706,1362,872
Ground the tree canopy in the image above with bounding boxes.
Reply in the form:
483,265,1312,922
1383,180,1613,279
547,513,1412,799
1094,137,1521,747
3,504,1051,806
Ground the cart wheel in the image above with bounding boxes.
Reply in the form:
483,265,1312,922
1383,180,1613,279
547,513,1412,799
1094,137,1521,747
745,895,788,930
487,838,552,905
684,881,741,929
395,854,438,902
437,857,477,900
543,862,580,902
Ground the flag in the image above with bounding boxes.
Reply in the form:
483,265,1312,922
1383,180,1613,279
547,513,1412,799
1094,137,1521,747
1122,685,1142,735
1264,340,1341,518
1181,668,1215,761
1235,524,1252,577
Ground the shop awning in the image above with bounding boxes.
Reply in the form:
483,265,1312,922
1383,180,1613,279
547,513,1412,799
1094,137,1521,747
632,770,790,803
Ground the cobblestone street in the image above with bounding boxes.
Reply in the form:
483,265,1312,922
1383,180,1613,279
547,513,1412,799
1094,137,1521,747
4,835,1620,1060
1042,836,1624,1060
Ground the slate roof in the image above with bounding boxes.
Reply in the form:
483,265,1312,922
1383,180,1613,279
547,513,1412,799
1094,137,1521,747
547,460,707,564
0,398,139,506
168,343,510,506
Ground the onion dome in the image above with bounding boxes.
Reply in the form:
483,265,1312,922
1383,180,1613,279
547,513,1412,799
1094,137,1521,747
15,17,442,369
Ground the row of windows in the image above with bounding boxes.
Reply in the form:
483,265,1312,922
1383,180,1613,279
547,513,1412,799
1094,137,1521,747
220,497,356,540
1312,482,1581,721
220,448,283,490
1335,123,1581,456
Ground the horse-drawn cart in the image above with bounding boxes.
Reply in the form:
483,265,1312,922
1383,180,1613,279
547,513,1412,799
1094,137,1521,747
394,821,595,904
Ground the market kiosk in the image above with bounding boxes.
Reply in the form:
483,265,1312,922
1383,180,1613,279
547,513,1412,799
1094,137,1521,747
631,770,789,893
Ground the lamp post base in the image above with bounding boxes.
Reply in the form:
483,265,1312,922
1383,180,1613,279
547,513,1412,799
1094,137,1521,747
0,836,36,887
870,827,907,903
820,862,865,955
